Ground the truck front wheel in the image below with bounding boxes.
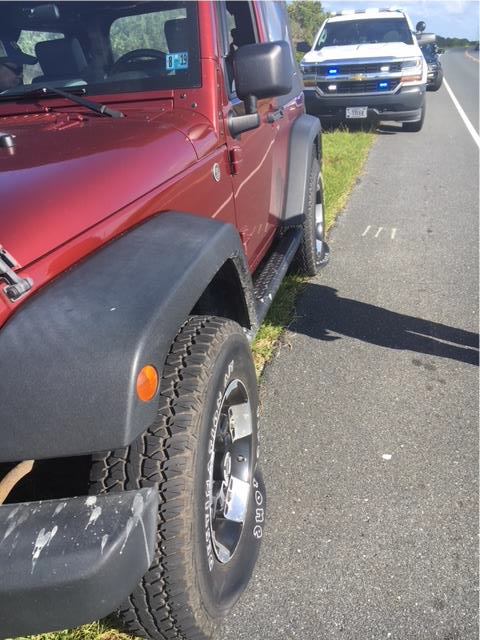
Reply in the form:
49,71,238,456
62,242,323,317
90,316,265,640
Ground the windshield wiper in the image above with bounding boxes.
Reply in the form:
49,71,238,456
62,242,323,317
0,85,124,118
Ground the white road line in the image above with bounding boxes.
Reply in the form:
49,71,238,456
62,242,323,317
443,78,480,148
465,51,479,64
361,225,371,237
391,228,397,240
374,227,383,238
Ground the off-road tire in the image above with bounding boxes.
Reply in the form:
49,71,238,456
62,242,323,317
90,316,265,640
403,103,426,132
295,149,327,276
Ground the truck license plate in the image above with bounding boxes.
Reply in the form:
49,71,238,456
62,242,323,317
346,107,368,119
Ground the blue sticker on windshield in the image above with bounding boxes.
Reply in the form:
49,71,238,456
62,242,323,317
166,52,188,71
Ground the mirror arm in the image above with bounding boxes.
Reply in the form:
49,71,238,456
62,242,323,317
228,110,260,138
245,95,257,115
228,93,260,138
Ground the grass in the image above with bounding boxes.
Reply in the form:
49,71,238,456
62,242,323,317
10,621,131,640
252,126,375,374
323,127,375,229
17,127,374,640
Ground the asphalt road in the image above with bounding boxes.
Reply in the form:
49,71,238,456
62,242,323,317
441,48,479,133
218,59,479,639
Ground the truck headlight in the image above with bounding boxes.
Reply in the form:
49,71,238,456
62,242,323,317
300,64,317,87
300,63,314,73
401,57,423,82
402,57,422,70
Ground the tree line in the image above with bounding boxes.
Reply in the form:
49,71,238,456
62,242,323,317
287,0,328,50
436,35,477,49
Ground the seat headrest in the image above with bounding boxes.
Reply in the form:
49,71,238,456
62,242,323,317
164,19,188,53
35,38,87,78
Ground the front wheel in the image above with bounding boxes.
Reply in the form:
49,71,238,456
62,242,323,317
403,103,426,132
90,316,265,640
296,149,329,276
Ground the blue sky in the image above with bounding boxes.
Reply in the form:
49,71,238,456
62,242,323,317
321,1,480,40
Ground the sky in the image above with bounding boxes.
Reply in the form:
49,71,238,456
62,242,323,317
321,0,480,40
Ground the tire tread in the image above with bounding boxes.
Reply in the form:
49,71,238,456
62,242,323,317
296,150,322,277
90,316,245,640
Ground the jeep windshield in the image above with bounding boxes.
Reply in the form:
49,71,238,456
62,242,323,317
315,18,414,49
0,1,200,99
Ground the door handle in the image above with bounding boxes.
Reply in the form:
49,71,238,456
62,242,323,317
266,108,284,123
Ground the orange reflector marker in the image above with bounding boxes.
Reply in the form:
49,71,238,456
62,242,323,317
136,365,159,402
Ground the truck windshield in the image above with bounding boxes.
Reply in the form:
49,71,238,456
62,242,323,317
0,1,200,99
316,18,414,49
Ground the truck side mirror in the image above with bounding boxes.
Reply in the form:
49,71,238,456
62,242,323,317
228,41,293,138
416,32,436,46
296,41,310,53
416,21,426,33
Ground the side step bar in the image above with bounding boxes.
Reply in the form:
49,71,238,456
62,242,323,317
253,228,302,328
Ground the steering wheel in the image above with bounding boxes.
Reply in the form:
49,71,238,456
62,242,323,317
110,48,166,74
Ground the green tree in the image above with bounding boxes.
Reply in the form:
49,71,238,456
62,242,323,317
436,35,474,49
287,0,328,49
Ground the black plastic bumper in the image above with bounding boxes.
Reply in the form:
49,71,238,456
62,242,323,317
0,488,158,638
304,85,426,123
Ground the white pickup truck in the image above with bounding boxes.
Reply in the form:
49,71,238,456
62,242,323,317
298,8,430,131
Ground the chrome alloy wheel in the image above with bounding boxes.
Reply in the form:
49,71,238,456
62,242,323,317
208,379,254,564
315,173,325,256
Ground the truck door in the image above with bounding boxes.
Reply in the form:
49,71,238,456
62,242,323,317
217,1,278,271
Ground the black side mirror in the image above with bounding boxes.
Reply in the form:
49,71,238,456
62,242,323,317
229,41,292,138
416,21,426,33
296,41,310,53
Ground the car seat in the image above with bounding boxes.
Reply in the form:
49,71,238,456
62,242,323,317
383,30,400,43
33,38,88,83
164,19,189,53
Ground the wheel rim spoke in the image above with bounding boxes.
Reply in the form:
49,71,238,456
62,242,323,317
315,202,324,254
223,475,250,523
228,402,253,441
207,378,253,564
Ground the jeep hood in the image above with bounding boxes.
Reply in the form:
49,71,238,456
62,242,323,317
303,42,418,63
0,108,199,267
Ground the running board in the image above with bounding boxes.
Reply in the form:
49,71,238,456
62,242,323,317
253,228,302,328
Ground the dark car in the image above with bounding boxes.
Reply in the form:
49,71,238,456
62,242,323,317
0,2,329,640
421,43,444,91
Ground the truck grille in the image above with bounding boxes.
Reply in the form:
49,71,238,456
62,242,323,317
319,79,400,94
316,62,402,75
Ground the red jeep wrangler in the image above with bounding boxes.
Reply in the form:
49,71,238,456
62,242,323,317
0,2,328,639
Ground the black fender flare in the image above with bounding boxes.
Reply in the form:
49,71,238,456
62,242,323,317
0,213,256,462
282,113,322,226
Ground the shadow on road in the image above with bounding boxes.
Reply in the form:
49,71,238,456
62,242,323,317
293,285,479,366
376,123,404,135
